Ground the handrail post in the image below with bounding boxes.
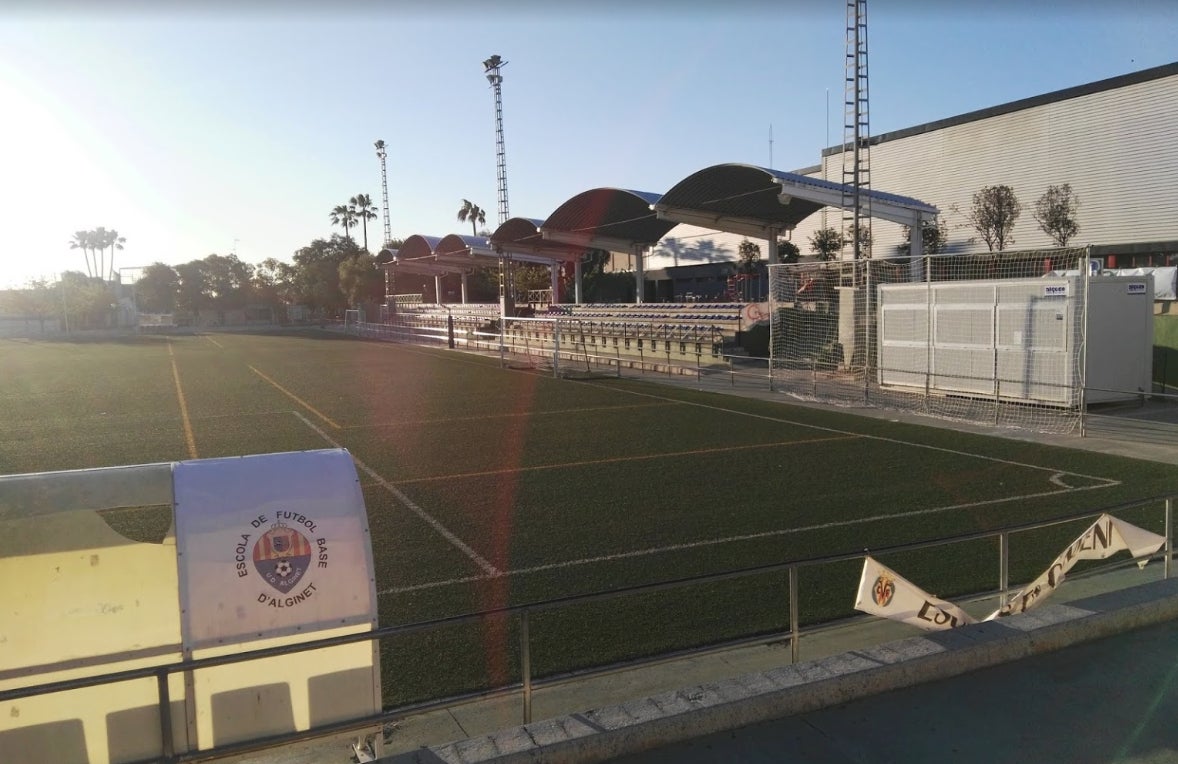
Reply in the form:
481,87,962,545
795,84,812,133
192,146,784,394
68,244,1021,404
520,610,533,725
1166,497,1173,580
157,669,175,762
788,566,800,664
999,531,1010,607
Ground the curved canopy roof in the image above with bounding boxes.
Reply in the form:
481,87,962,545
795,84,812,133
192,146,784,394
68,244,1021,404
394,234,443,260
490,217,587,263
541,189,676,253
654,163,938,235
436,233,493,260
383,235,470,276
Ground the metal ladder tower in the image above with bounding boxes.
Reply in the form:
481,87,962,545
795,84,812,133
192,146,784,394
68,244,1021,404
484,55,511,226
374,139,392,249
841,0,871,262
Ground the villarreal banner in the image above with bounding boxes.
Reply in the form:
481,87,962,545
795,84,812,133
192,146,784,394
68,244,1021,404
174,449,377,650
989,514,1166,619
854,556,977,632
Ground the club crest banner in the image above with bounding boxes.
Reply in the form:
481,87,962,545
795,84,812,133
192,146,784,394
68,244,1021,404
854,556,976,632
989,514,1165,619
174,449,376,649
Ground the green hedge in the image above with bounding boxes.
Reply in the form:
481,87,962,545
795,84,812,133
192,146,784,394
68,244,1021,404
1156,313,1178,391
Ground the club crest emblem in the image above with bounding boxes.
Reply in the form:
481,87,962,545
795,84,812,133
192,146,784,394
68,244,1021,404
872,573,896,607
253,522,312,594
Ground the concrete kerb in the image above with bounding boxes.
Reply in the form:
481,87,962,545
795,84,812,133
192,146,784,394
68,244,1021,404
382,576,1178,764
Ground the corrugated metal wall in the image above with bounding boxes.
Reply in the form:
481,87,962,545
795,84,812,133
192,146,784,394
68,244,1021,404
786,73,1178,259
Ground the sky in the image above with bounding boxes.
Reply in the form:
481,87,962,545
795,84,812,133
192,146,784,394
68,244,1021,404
0,0,1175,288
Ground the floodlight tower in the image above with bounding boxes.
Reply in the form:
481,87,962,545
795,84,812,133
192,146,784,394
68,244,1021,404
483,54,510,226
842,0,872,260
374,140,392,248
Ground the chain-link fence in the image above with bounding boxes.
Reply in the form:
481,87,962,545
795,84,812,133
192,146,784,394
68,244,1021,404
767,248,1165,435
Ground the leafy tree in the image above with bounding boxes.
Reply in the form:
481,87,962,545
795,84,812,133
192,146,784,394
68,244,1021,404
174,260,210,317
338,252,383,307
329,204,356,242
846,222,872,258
737,239,761,274
456,199,486,237
254,258,298,306
1034,184,1080,247
58,270,116,328
808,227,842,261
135,263,180,313
350,193,379,252
292,235,360,314
202,254,254,310
967,185,1021,252
1,281,58,332
897,219,949,257
777,239,801,264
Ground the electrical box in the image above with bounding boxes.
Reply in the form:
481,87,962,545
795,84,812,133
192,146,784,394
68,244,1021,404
878,275,1153,407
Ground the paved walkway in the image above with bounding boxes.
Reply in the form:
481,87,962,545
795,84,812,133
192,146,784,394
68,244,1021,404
613,617,1178,764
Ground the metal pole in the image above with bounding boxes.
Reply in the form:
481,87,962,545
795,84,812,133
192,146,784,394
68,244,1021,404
924,256,931,409
788,566,800,664
1166,497,1173,580
864,260,871,403
1078,247,1092,437
499,318,506,367
520,610,532,724
999,531,1010,607
993,284,1000,424
157,670,175,761
552,319,560,379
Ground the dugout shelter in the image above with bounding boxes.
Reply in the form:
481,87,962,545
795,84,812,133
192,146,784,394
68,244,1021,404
0,449,379,763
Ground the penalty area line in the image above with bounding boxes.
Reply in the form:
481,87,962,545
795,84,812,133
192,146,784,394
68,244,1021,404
250,365,341,429
394,435,859,486
290,410,498,576
573,381,1122,488
375,480,1118,596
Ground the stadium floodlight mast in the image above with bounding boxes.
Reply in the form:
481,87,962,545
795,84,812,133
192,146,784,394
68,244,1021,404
483,54,510,226
374,139,392,249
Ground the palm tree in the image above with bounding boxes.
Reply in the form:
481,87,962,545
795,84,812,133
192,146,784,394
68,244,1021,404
350,194,378,252
93,226,110,281
329,204,355,242
106,229,126,281
69,230,94,277
456,199,486,237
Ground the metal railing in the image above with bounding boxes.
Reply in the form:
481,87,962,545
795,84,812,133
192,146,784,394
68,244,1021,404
4,495,1173,763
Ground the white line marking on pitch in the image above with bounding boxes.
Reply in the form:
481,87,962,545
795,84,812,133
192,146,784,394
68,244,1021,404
377,480,1116,596
340,401,679,431
574,381,1121,487
203,335,224,348
290,410,499,576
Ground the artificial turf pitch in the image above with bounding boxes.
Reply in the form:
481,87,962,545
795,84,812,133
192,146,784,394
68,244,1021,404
2,330,1175,706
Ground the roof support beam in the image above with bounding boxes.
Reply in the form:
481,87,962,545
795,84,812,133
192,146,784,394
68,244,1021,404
652,207,786,239
541,230,649,255
776,179,938,227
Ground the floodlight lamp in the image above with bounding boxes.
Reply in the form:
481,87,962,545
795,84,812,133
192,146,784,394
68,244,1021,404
483,55,501,72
